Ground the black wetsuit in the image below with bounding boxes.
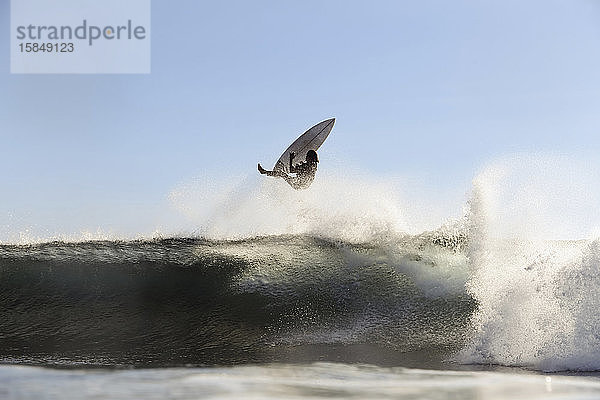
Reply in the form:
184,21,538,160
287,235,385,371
260,159,317,190
284,161,317,190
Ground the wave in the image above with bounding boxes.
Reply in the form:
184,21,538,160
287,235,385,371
3,155,600,371
155,155,600,373
0,234,473,367
458,155,600,372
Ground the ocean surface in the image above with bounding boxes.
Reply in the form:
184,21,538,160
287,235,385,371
3,162,600,399
4,363,600,400
1,232,600,399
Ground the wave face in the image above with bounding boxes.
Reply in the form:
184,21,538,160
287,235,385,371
0,235,473,367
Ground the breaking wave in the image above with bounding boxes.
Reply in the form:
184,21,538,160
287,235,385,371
459,155,600,372
2,155,600,371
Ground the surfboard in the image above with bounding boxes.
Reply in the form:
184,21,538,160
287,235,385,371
273,118,335,173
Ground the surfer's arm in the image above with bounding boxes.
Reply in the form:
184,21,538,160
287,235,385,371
289,152,297,173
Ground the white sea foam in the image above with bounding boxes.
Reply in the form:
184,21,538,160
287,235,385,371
4,364,600,400
460,154,600,371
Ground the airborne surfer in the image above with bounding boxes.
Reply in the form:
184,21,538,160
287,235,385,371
258,150,319,190
257,118,334,190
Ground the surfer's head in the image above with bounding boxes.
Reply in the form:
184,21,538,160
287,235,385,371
306,150,319,163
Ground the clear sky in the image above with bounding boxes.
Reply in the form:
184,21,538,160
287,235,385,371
1,0,600,240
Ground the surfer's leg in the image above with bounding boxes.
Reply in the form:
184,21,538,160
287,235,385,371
258,163,301,189
258,164,287,178
258,163,279,176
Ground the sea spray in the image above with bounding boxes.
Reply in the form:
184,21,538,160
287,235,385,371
460,155,600,371
168,170,409,243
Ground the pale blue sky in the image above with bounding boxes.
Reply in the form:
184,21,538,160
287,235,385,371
1,0,600,239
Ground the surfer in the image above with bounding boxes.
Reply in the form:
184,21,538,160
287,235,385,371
258,150,319,190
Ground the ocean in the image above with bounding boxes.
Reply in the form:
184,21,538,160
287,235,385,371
3,162,600,399
1,233,600,399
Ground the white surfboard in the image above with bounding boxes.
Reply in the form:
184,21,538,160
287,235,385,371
273,118,335,173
